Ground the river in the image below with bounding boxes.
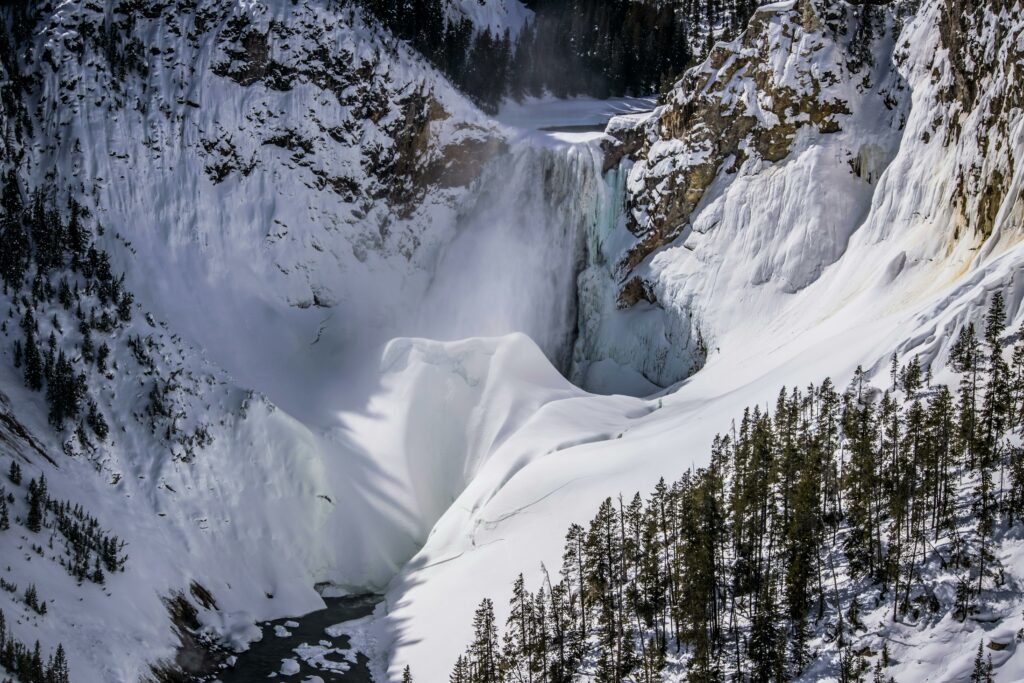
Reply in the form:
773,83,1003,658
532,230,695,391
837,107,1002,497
215,594,380,682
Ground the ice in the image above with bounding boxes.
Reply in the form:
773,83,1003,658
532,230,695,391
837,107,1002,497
496,95,658,145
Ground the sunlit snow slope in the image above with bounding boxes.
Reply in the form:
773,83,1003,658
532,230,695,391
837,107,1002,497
375,0,1024,681
1,0,1023,681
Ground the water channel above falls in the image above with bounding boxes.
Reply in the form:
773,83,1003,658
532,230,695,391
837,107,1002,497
216,594,381,682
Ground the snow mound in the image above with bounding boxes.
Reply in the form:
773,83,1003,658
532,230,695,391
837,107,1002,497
346,334,582,538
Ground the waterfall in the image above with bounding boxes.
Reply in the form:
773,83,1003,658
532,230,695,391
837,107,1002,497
570,156,704,396
412,132,700,397
414,140,605,374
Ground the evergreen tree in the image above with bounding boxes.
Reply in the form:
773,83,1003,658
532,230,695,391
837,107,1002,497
26,475,46,533
451,654,470,683
0,211,30,290
562,522,588,648
470,598,500,683
22,326,43,391
446,306,1024,682
46,351,85,429
504,573,534,682
66,196,88,265
843,367,881,580
950,324,982,469
969,641,993,683
91,556,105,585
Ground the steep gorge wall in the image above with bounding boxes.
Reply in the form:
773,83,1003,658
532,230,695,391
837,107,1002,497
592,0,1024,389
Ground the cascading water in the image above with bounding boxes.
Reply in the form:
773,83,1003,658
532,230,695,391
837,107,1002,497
570,155,703,395
413,141,604,373
410,131,703,397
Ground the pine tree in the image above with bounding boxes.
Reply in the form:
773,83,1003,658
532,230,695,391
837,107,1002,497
470,598,500,683
586,497,627,681
31,639,44,682
66,197,88,265
91,555,105,584
446,311,1024,681
843,368,881,579
927,386,956,537
46,642,70,683
401,664,413,683
748,582,784,683
954,574,975,621
26,475,47,534
785,439,821,675
951,323,982,469
23,327,43,391
530,586,550,681
871,659,893,683
450,654,470,683
97,341,110,374
117,290,133,322
87,399,109,441
504,573,534,682
8,460,21,485
0,496,8,531
0,210,29,290
562,522,588,647
970,641,993,683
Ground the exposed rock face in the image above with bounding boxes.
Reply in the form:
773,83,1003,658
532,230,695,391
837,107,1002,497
589,0,1024,395
619,0,865,278
935,0,1023,240
578,0,908,390
16,0,506,319
204,1,507,214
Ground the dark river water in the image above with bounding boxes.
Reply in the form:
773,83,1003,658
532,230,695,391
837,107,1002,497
215,594,381,682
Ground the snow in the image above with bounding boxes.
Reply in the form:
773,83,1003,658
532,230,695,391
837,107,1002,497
3,0,1024,681
497,95,658,143
0,22,646,675
449,0,532,36
371,1,1024,681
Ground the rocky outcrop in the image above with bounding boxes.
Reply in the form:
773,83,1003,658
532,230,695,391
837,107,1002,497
934,0,1024,241
619,0,864,280
18,0,510,321
206,5,506,216
577,0,916,391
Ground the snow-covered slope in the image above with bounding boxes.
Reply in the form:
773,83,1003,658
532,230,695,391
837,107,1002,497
375,0,1024,680
0,0,534,678
2,0,1023,680
585,0,1024,389
0,1,634,679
